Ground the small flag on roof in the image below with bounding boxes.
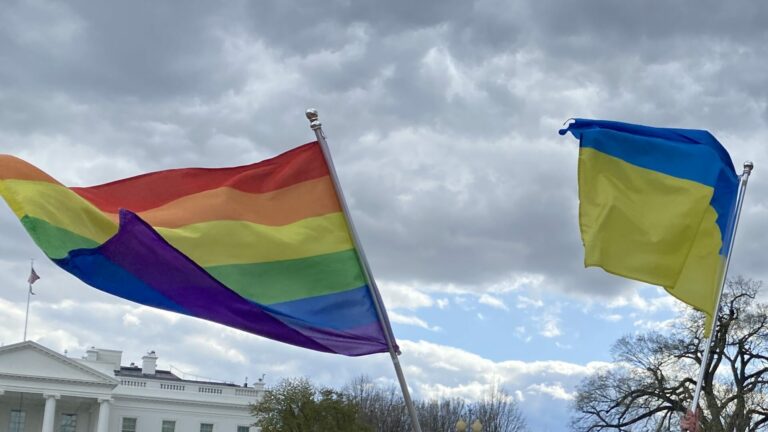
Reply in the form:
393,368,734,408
28,266,40,285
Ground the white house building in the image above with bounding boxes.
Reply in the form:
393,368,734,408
0,341,263,432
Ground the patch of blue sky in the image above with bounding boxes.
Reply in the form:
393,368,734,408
389,284,681,364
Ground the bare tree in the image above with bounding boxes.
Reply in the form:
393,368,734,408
345,375,527,431
417,398,466,432
571,278,768,431
469,384,528,432
344,375,410,431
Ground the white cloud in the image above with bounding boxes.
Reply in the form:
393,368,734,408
398,340,610,408
378,280,434,310
535,305,563,339
122,313,141,327
214,33,303,117
421,46,484,102
633,318,679,332
372,274,546,302
516,295,544,309
388,311,441,331
514,326,532,343
478,293,509,310
515,390,525,401
540,318,561,338
526,383,574,401
485,274,546,294
184,334,248,366
606,288,683,315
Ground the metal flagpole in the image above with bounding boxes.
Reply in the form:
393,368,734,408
305,109,423,432
23,259,34,341
690,161,754,413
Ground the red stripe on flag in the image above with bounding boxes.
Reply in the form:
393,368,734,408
72,142,329,213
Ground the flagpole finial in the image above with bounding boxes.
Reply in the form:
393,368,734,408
305,109,322,130
744,161,754,174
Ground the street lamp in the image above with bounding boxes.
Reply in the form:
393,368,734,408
456,418,482,432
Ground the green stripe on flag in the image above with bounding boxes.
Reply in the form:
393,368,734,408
205,248,366,305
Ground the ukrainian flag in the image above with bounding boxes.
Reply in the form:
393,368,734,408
560,119,739,333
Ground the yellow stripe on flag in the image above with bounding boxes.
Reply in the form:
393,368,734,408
156,212,355,266
0,179,117,244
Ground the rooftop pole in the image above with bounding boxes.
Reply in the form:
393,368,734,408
23,259,34,341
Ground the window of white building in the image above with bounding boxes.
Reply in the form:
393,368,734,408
200,423,214,432
237,426,250,432
9,410,25,432
121,417,137,432
162,420,176,432
59,414,77,432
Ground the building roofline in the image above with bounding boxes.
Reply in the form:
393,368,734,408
0,340,119,386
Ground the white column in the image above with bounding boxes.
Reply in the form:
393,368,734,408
41,393,60,432
96,398,112,432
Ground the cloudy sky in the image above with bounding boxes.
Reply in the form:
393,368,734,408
2,0,768,430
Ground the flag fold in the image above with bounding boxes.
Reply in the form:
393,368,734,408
0,142,391,356
560,119,739,332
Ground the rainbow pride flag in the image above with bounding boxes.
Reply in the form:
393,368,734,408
560,119,739,333
0,142,392,356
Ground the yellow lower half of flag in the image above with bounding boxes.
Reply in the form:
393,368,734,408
579,148,724,330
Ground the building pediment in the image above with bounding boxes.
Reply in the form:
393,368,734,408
0,341,118,386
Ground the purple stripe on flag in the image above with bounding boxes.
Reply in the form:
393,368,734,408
60,210,389,356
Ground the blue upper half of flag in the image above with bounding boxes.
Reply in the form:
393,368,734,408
560,118,740,253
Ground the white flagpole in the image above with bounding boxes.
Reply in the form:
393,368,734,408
690,161,754,413
305,109,423,432
23,259,34,341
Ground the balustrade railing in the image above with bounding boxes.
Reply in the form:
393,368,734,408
118,379,260,399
